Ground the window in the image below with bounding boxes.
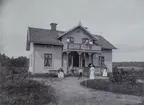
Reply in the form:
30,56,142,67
82,38,89,44
67,37,74,43
93,40,97,44
44,53,52,67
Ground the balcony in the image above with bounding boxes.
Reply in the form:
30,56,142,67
63,43,101,52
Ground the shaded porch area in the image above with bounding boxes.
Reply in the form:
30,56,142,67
62,51,103,73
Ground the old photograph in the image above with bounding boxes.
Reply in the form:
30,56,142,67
0,0,144,105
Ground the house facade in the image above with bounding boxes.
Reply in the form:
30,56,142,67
26,22,116,74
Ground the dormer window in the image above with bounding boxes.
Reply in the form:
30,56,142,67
67,37,74,43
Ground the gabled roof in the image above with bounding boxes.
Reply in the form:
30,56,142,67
26,24,117,51
57,23,116,49
93,35,117,49
57,23,98,41
26,27,65,50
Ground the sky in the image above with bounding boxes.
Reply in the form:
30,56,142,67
0,0,144,62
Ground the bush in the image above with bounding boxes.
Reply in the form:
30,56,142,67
83,67,90,77
109,67,137,84
0,67,56,105
31,73,58,78
108,73,115,82
64,72,79,77
1,80,56,105
80,79,143,96
0,67,29,89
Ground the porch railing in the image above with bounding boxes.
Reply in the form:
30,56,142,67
63,43,101,51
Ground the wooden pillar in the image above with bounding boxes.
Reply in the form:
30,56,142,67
62,53,63,67
91,53,94,64
66,51,70,73
99,53,102,74
78,52,82,67
88,52,92,64
84,52,87,67
72,54,73,68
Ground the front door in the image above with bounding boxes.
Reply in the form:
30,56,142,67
82,59,85,67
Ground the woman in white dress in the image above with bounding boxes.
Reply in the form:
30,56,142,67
58,68,64,78
60,70,64,78
102,69,108,77
58,70,61,78
89,65,95,79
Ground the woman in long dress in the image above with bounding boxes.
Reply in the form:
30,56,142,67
60,69,64,78
58,70,61,78
102,69,108,77
89,65,95,79
58,68,64,78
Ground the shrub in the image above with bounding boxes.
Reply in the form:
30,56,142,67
31,73,58,78
1,80,56,105
108,73,115,82
64,73,79,77
109,67,137,84
0,67,56,105
121,70,137,85
83,67,90,77
110,67,123,83
80,79,143,96
0,67,29,90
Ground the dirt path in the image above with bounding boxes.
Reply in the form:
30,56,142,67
35,77,142,105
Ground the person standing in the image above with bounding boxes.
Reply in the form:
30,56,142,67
102,68,108,77
89,65,95,79
78,67,83,80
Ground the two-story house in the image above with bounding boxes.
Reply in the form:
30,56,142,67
26,22,116,74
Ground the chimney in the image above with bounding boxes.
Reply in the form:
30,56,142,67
50,23,57,31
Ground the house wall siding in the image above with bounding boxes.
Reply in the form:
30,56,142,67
61,28,93,44
33,45,62,73
62,53,68,74
102,49,112,72
28,43,34,73
93,53,99,66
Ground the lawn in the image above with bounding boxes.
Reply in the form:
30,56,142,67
80,79,144,96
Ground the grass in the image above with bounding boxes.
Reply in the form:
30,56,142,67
0,67,56,105
80,79,144,96
0,79,56,105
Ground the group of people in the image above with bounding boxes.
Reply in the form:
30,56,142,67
57,64,108,79
78,64,108,80
78,64,96,80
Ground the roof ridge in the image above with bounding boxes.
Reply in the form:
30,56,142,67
28,26,65,33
